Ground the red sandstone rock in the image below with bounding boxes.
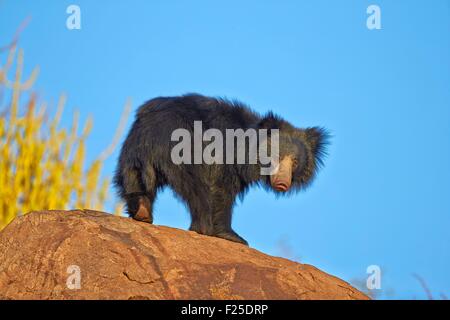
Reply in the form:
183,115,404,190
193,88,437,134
0,210,368,300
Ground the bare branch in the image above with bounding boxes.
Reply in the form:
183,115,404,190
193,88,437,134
98,98,132,162
0,16,32,53
412,273,434,300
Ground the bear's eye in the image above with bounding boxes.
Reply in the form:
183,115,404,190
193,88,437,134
292,158,299,169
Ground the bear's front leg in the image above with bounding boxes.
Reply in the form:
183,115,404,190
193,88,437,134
186,195,214,235
214,229,248,246
186,186,247,245
211,195,248,246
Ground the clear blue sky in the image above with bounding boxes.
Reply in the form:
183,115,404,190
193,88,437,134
1,0,449,299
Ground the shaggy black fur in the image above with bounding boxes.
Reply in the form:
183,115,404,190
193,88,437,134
114,94,329,245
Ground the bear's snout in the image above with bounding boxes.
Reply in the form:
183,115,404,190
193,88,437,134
270,156,293,192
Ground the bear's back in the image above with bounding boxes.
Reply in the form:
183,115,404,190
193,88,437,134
136,94,261,131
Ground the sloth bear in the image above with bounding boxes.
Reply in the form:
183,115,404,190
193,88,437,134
114,94,328,245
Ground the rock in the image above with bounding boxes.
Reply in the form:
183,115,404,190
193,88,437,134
0,210,368,300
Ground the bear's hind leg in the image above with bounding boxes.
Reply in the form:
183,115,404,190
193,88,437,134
123,164,158,224
125,193,153,223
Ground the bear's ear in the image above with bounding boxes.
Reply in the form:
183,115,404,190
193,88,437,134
258,112,284,130
304,127,330,165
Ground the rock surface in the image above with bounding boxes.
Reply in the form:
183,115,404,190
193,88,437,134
0,210,368,300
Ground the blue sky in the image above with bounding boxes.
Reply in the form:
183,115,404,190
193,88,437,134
1,0,449,299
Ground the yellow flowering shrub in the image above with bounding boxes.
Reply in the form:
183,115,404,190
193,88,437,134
0,46,127,229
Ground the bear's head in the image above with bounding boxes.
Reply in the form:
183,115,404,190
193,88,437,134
258,112,329,194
